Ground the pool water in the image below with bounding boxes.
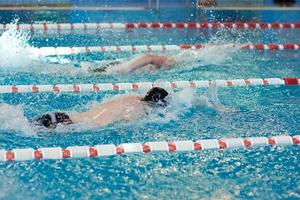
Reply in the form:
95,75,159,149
0,8,299,199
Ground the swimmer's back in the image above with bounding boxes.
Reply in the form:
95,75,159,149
70,95,145,127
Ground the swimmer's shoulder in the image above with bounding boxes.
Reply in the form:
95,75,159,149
105,95,141,105
121,95,142,102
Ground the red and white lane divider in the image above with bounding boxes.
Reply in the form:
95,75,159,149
29,43,300,56
1,135,299,162
1,22,300,32
0,77,298,94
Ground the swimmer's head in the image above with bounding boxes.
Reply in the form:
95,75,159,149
142,87,169,107
33,112,72,128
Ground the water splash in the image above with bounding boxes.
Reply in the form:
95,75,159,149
0,21,36,70
0,103,36,136
172,28,254,69
173,44,238,69
0,21,247,74
0,21,83,74
139,88,217,125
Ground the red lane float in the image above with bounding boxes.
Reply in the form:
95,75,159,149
1,135,299,162
29,43,300,57
1,22,300,32
0,78,298,94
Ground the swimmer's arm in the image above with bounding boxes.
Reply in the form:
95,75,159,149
192,97,234,112
106,54,176,73
207,99,234,112
207,80,234,112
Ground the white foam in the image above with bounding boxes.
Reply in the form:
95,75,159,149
0,21,36,70
141,88,213,125
0,21,85,74
0,104,36,136
171,88,196,107
171,28,252,69
172,43,239,69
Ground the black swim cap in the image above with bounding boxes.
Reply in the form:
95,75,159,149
34,112,72,128
142,87,169,106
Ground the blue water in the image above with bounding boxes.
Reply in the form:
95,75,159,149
0,8,299,199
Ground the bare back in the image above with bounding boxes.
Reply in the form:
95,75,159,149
70,96,146,127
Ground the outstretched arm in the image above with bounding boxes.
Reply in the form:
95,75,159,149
191,96,233,112
106,54,176,73
207,81,234,112
191,81,234,112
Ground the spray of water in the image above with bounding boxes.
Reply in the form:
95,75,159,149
0,21,249,74
137,87,222,125
0,21,84,74
172,28,254,69
0,21,36,70
0,103,36,136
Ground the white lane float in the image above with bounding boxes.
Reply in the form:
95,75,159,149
28,43,300,57
0,77,298,94
1,22,299,33
1,135,299,162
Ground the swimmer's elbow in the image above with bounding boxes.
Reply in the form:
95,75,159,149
208,100,234,113
217,107,235,113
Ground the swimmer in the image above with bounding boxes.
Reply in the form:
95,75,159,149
81,54,177,74
30,54,178,74
32,86,232,129
33,87,169,129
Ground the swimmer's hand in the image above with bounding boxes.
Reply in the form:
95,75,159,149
218,107,235,113
162,57,177,68
191,96,234,112
206,80,234,113
208,100,235,113
80,62,92,72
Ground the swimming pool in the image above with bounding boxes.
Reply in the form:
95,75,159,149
0,8,299,199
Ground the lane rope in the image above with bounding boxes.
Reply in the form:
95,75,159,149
1,22,300,32
29,43,300,57
1,135,299,162
0,77,298,94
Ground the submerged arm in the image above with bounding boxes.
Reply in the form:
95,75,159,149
207,81,234,112
191,81,234,112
